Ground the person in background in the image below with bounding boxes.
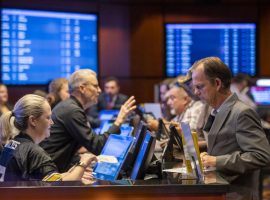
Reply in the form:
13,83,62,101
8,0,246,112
0,84,13,117
147,82,205,152
166,84,204,131
47,78,70,109
100,76,128,110
230,73,256,110
158,78,175,121
33,90,48,98
86,76,128,128
0,94,96,181
40,69,136,172
191,57,270,200
147,77,203,133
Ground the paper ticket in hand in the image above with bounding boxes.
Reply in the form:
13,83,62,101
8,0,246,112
97,155,118,163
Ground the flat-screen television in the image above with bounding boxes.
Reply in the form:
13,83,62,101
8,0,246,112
1,8,98,85
130,130,156,180
250,86,270,106
165,23,256,77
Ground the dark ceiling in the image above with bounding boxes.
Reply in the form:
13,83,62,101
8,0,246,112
83,0,269,5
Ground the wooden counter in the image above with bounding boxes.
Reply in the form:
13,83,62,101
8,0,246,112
0,172,229,200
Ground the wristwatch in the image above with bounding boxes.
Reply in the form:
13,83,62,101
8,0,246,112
76,161,88,169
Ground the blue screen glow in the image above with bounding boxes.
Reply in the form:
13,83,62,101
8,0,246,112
94,135,133,181
165,23,256,77
1,8,98,84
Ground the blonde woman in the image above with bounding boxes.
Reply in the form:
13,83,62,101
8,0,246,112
0,94,96,181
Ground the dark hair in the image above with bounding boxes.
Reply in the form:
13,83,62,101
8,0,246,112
49,78,68,94
174,82,200,101
104,76,120,86
47,78,68,107
191,57,232,90
232,73,250,84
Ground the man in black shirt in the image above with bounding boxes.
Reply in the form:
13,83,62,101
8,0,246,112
40,69,136,172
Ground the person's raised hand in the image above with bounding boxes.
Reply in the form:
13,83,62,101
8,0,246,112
114,96,136,126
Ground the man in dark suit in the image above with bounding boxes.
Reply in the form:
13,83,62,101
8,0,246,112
86,77,128,128
97,76,128,110
191,57,270,200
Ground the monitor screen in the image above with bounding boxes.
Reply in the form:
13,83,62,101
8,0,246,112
1,8,98,85
250,86,270,106
120,124,134,137
119,121,147,176
130,130,156,180
165,23,256,77
180,122,203,180
99,110,119,121
98,121,113,135
143,103,163,119
94,134,133,181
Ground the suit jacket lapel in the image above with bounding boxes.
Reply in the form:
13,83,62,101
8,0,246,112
207,93,238,154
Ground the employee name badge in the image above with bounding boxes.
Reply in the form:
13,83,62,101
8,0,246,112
5,140,20,150
0,140,20,182
0,165,6,182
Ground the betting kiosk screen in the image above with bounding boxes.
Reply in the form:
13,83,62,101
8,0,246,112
1,8,98,84
130,131,156,180
165,23,256,77
94,134,133,181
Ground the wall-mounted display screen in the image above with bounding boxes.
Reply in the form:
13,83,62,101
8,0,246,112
1,8,98,85
250,86,270,106
165,23,256,77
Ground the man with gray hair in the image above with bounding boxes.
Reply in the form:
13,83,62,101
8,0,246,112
40,69,136,172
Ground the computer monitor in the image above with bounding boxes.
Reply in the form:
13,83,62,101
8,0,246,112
96,121,113,135
180,122,203,180
165,23,256,77
130,130,156,180
1,8,98,85
250,86,270,106
120,124,134,137
143,103,163,119
98,121,134,136
93,134,133,181
99,110,119,121
161,125,184,164
118,121,147,176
